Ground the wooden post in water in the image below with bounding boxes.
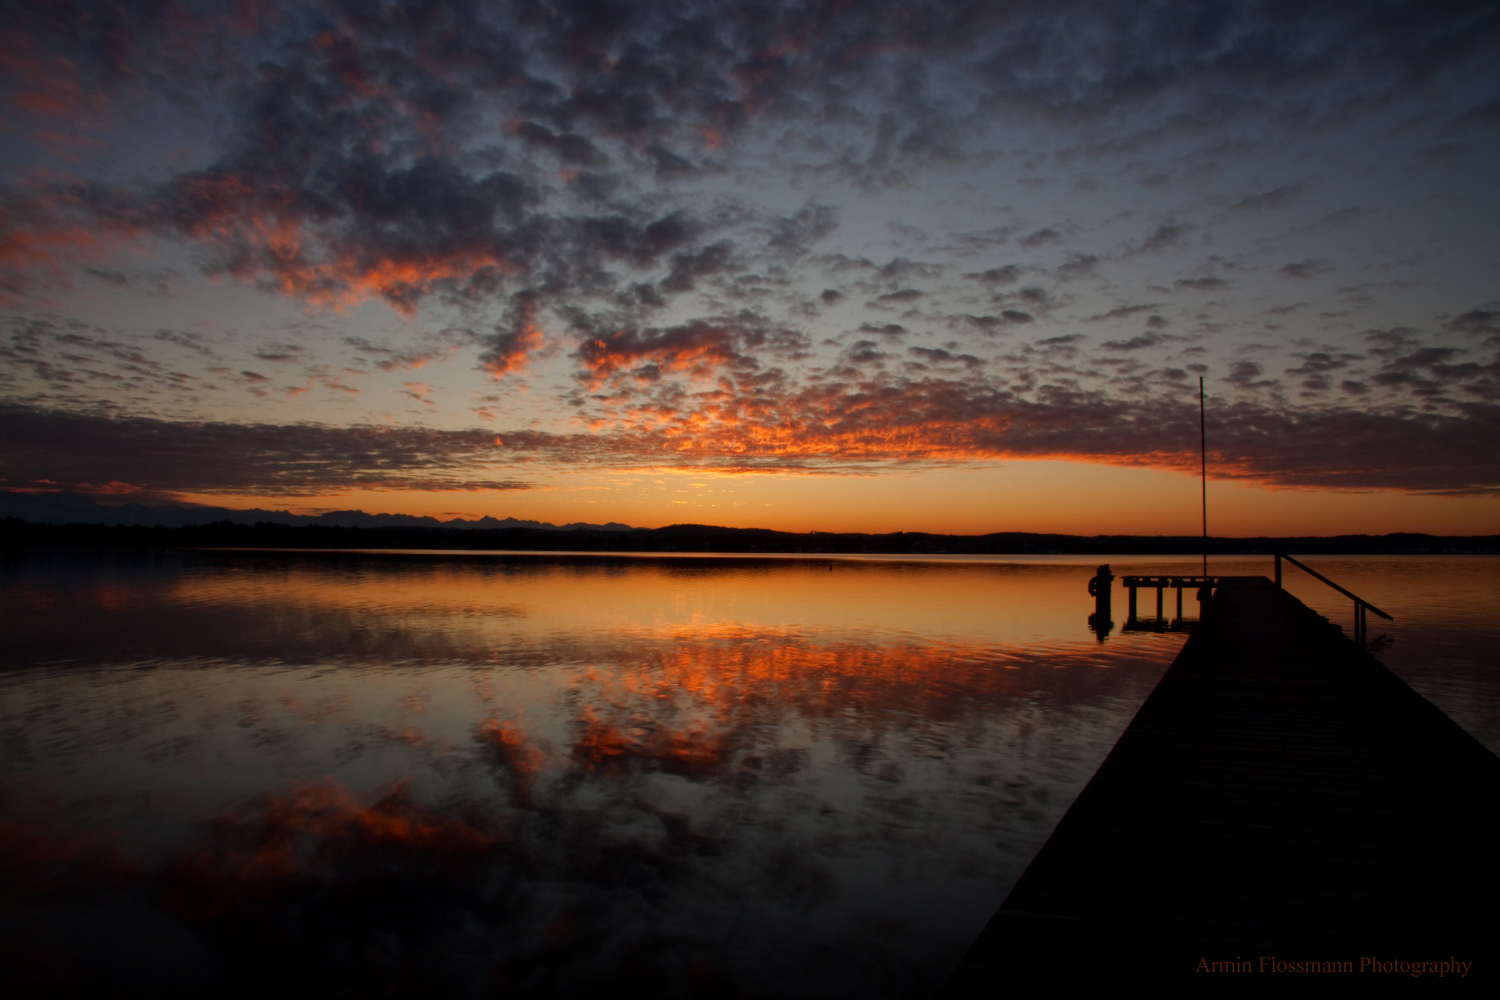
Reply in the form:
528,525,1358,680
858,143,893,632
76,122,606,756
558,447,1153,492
1087,564,1115,641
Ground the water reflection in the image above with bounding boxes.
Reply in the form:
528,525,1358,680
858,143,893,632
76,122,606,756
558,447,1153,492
2,550,1494,997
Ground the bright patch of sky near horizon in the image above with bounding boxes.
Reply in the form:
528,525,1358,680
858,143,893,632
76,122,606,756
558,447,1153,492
2,1,1498,533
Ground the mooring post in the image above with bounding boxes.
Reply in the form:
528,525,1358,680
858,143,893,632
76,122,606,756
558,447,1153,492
1087,565,1115,641
1176,585,1183,621
1274,553,1283,589
1128,585,1138,621
1156,585,1164,620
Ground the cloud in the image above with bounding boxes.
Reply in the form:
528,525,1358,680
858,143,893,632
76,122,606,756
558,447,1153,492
1232,185,1301,212
1130,224,1189,255
1320,207,1369,229
3,0,1498,509
1086,304,1161,322
964,266,1023,285
1019,228,1061,250
1223,360,1277,390
573,313,807,390
0,405,533,496
1055,253,1101,282
1174,275,1230,291
909,347,983,370
1284,350,1362,392
480,290,546,378
959,311,1033,335
1279,258,1333,279
8,0,1486,317
1101,332,1165,352
1447,309,1500,340
6,374,1499,499
1362,331,1500,402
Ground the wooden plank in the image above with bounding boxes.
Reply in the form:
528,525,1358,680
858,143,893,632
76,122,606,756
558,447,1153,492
939,577,1498,994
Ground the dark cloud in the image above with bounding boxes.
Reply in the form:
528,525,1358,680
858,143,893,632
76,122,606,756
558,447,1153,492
3,0,1498,505
1320,207,1369,229
10,0,1484,314
909,347,983,370
1284,350,1361,392
871,289,924,305
1232,185,1301,212
1101,332,1164,352
660,240,737,293
0,405,533,496
1280,258,1333,279
1086,304,1161,322
1055,253,1100,282
768,203,839,256
960,311,1033,335
1131,224,1189,255
1458,97,1500,124
1363,333,1500,402
1447,309,1500,339
1036,335,1084,349
873,258,942,285
16,374,1491,497
511,121,610,166
964,266,1023,285
1174,276,1230,291
1019,228,1061,250
1223,360,1276,390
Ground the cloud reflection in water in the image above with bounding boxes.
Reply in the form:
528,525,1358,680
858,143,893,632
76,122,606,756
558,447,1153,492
1,552,1185,998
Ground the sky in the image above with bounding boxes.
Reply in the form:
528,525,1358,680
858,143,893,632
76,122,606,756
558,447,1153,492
2,0,1498,536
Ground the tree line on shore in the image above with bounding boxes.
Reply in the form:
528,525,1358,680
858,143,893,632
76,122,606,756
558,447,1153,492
4,516,1496,556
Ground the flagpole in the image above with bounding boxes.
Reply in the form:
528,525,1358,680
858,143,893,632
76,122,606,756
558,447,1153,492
1199,376,1208,579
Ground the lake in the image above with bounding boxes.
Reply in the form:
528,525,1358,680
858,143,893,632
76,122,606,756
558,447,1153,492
2,550,1496,998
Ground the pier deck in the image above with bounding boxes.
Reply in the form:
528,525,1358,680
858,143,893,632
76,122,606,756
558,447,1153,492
941,576,1496,993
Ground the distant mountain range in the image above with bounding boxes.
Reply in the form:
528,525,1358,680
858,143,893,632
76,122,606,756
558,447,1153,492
0,490,634,532
4,490,1497,556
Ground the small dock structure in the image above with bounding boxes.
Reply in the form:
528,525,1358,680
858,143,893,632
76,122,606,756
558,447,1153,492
942,572,1497,993
1120,573,1216,630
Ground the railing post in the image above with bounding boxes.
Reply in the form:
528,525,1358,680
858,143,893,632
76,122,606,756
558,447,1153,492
1128,585,1138,621
1274,553,1282,589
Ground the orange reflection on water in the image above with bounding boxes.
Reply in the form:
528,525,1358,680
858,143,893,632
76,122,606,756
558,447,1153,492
152,554,1103,648
162,780,506,924
565,636,1083,732
570,707,727,781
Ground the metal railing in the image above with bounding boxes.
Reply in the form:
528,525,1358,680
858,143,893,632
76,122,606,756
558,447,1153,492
1274,553,1393,644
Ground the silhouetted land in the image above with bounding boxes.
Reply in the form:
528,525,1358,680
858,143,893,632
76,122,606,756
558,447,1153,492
3,516,1496,555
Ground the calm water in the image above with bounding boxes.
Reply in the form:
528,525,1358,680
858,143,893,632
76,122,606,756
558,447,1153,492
2,550,1496,998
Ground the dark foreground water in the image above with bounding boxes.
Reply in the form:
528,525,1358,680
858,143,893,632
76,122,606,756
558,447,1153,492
1,551,1496,998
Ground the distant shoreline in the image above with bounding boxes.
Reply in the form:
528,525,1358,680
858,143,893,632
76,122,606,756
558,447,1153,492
4,517,1496,556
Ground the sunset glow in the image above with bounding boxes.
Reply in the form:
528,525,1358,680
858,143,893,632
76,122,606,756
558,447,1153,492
2,1,1497,534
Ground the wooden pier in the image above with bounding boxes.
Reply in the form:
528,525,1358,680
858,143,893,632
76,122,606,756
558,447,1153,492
940,576,1497,994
